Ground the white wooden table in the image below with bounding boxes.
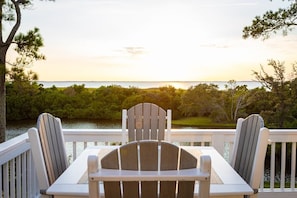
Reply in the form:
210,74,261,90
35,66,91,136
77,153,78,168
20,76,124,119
46,146,253,198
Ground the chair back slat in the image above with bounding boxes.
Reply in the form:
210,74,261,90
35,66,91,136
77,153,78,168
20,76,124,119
126,103,167,141
143,103,151,140
156,107,166,140
139,141,159,198
159,143,179,198
121,142,139,198
101,149,119,169
139,141,159,170
100,141,199,198
178,149,198,198
37,113,68,185
101,149,121,198
233,114,264,184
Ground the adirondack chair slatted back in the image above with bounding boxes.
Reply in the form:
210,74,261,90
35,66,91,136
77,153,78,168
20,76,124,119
123,103,171,142
101,141,198,198
231,114,269,195
37,113,68,185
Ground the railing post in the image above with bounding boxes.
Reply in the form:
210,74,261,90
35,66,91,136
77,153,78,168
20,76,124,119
291,142,296,189
211,134,225,157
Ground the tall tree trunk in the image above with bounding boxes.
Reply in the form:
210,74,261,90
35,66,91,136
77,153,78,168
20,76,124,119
0,0,5,143
0,51,5,142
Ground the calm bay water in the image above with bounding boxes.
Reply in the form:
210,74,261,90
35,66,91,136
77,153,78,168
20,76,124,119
6,119,192,140
38,80,262,90
6,119,122,140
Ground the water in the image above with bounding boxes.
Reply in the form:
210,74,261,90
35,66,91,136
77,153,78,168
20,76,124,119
6,119,122,140
6,119,195,140
37,80,262,90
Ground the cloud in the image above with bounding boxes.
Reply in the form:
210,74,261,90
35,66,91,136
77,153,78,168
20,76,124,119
200,43,230,49
201,1,257,8
123,47,146,56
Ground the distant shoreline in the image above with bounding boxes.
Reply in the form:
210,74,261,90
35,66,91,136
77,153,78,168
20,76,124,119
37,80,262,90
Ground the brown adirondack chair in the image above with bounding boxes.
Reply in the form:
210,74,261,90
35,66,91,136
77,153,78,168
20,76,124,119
88,140,211,198
231,114,270,198
122,103,171,143
28,113,68,197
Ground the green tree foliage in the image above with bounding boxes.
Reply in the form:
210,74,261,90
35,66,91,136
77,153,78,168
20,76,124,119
7,77,297,129
122,86,184,119
6,65,41,120
224,80,249,121
253,60,295,127
243,1,297,128
13,27,45,66
179,84,223,119
244,87,272,114
243,0,297,39
6,83,185,122
7,64,38,81
91,85,130,119
6,81,41,120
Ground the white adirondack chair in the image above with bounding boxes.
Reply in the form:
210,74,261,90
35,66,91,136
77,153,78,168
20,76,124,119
122,103,172,143
231,114,270,198
88,140,211,198
28,113,68,197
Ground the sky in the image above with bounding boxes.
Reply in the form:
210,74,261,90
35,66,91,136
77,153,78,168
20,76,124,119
5,0,297,81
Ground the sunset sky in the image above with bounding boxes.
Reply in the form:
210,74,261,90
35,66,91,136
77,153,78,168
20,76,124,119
6,0,297,81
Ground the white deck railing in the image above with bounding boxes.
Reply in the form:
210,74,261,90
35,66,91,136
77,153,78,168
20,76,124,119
0,128,297,198
0,133,39,198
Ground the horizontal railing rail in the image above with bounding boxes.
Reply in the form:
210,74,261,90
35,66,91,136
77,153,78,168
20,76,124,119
1,128,297,198
62,128,236,161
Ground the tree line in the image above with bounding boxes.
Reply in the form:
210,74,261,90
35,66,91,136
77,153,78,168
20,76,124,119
6,60,297,129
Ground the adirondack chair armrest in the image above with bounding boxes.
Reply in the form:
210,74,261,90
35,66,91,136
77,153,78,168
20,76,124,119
250,127,270,190
89,155,210,182
28,127,50,192
89,168,210,182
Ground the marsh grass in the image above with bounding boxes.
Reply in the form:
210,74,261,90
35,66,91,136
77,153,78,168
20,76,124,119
172,117,235,128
